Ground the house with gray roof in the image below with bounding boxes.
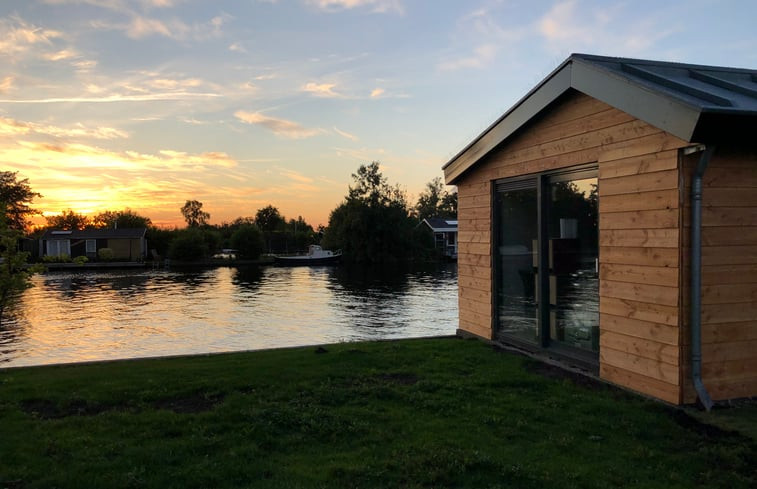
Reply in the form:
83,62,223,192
421,217,458,259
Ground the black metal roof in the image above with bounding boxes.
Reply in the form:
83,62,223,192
41,228,147,240
444,53,757,184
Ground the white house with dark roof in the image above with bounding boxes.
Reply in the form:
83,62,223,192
421,217,458,259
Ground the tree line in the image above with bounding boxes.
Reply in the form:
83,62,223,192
1,165,456,264
0,166,456,324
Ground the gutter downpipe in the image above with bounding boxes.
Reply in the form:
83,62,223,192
689,144,716,411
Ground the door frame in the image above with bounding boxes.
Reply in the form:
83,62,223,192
492,163,599,367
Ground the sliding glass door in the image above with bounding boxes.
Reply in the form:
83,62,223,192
494,181,538,343
548,174,599,353
494,167,599,358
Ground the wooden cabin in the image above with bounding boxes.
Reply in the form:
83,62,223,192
443,54,757,406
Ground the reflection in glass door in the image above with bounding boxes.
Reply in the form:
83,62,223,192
494,183,538,344
548,176,599,352
494,168,599,358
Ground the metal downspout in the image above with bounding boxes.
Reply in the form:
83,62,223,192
690,145,716,411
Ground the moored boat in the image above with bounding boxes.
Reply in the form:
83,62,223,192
274,245,342,266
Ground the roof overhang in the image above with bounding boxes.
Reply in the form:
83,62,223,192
444,53,757,185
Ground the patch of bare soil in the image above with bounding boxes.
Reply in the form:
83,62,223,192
523,359,607,392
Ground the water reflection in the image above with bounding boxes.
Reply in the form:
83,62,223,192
0,264,457,367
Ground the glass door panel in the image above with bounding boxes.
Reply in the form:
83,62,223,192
547,177,599,352
495,186,538,344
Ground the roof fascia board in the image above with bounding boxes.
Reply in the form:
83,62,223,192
444,63,573,184
570,58,701,142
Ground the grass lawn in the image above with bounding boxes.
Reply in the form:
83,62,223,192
1,337,755,488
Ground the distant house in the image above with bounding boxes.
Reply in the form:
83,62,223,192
40,228,147,261
421,218,458,259
444,53,757,407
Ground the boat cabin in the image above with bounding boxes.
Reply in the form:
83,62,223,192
444,54,757,406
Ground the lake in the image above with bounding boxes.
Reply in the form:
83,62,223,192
0,263,458,368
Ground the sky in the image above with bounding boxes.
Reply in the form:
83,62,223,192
1,0,756,228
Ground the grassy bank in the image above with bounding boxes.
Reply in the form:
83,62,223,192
1,338,755,488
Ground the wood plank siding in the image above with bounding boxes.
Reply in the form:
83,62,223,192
680,148,757,402
454,90,692,404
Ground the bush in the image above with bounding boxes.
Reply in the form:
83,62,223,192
98,248,114,261
145,227,177,258
72,255,88,265
168,229,208,261
230,224,265,259
42,253,71,263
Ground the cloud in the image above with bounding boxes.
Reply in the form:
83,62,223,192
307,0,404,14
42,49,78,61
0,91,221,104
436,5,529,72
0,76,13,93
333,127,358,141
7,141,236,175
234,110,322,139
0,117,31,136
147,77,203,90
279,168,314,185
90,10,231,41
539,0,593,44
126,15,183,38
370,87,384,98
229,42,246,53
0,116,128,140
0,17,64,59
2,138,246,227
73,59,98,71
537,0,677,55
141,0,178,8
438,44,498,71
43,0,177,12
302,82,341,98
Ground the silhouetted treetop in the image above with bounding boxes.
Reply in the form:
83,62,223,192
181,200,210,227
0,171,41,232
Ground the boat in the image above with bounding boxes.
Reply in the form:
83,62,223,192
274,245,342,266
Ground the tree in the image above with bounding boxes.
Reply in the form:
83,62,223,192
93,209,152,229
254,205,285,232
0,222,42,327
230,224,265,259
168,229,207,261
348,161,407,208
167,227,220,261
181,200,210,227
0,171,41,232
45,209,90,230
415,177,457,222
322,162,433,264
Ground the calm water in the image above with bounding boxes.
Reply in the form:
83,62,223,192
0,264,458,367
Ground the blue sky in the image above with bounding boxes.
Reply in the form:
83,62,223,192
1,0,756,227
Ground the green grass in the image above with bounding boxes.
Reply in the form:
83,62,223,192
1,337,755,488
